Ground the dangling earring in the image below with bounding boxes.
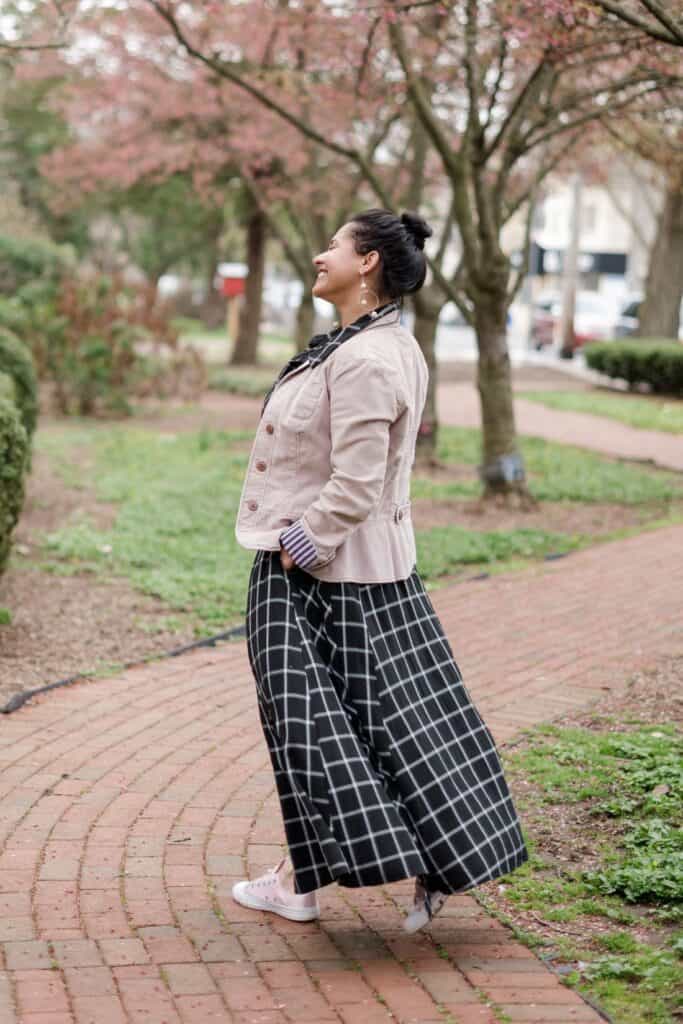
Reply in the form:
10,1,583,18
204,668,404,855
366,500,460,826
359,271,379,310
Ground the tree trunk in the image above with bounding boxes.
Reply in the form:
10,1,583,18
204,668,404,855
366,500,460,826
231,206,267,365
474,301,531,502
200,288,226,330
638,181,683,340
559,172,582,358
412,285,442,465
295,285,315,352
198,215,226,328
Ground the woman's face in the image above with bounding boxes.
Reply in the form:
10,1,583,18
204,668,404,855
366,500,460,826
312,222,379,305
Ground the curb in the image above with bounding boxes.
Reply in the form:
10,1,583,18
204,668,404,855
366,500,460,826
0,550,575,716
0,622,246,715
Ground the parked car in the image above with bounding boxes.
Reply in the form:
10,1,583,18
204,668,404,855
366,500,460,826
530,296,558,349
614,295,641,337
614,294,683,340
531,291,619,351
570,292,619,348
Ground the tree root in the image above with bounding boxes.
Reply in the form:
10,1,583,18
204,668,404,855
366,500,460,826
481,486,539,511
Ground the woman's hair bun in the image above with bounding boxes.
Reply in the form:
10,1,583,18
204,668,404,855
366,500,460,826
400,211,432,251
348,207,431,298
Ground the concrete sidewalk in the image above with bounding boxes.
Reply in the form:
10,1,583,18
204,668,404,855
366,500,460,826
438,382,683,473
1,524,682,1024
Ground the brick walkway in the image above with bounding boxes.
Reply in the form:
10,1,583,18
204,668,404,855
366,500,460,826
438,382,683,472
2,525,682,1024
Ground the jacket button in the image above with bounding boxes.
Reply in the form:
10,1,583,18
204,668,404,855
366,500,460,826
265,423,275,435
247,500,258,511
255,460,267,472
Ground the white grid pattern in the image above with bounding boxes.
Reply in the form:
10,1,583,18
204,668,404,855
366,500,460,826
246,550,529,896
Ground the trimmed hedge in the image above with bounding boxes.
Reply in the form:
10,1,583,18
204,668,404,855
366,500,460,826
584,340,683,396
0,395,29,575
0,327,39,440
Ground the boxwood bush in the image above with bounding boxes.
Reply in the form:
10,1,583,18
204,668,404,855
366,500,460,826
584,340,683,396
0,327,39,441
0,233,71,297
0,390,29,575
0,370,15,404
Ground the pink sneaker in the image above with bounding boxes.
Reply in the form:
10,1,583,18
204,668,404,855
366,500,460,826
231,857,320,922
403,875,449,933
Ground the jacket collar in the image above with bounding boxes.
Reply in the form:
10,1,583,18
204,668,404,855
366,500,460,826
262,301,400,413
307,301,399,366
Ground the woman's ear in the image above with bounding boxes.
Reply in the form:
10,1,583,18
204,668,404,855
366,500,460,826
362,249,381,275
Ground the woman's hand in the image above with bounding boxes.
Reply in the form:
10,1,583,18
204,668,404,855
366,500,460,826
280,547,295,571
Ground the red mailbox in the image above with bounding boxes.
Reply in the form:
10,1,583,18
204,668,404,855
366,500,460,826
221,276,246,298
216,262,247,298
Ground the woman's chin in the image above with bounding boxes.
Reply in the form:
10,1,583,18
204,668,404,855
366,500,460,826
312,283,334,304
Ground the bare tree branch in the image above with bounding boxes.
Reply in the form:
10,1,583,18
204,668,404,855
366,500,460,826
386,12,481,275
506,192,536,306
523,82,665,151
529,71,670,130
0,39,64,52
0,0,75,54
590,0,683,45
603,175,652,251
639,0,683,43
484,35,508,128
427,253,473,323
435,196,457,269
482,59,551,164
355,16,382,96
502,133,580,225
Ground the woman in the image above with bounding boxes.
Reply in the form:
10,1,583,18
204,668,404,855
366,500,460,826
232,209,528,933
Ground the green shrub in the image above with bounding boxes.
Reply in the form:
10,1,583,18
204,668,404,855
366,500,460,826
0,246,206,417
0,396,29,575
0,327,39,440
0,233,71,296
0,296,30,335
0,370,15,404
584,340,683,396
42,273,205,416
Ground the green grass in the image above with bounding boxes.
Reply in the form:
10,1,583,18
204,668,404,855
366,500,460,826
415,526,581,579
519,390,683,434
207,365,276,397
36,426,257,634
434,426,682,504
172,316,227,341
27,418,682,636
487,721,683,1023
175,317,294,350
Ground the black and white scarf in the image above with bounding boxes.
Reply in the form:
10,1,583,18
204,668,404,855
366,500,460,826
261,301,399,415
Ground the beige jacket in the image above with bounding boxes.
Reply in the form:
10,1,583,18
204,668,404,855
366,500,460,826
234,308,429,583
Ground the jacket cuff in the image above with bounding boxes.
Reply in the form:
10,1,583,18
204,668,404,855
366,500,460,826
279,520,319,569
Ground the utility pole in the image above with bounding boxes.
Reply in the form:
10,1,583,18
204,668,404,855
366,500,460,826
558,173,582,358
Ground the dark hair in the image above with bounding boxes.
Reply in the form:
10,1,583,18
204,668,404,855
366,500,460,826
348,208,433,300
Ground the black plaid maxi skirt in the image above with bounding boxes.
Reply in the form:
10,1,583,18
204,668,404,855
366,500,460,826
246,550,528,896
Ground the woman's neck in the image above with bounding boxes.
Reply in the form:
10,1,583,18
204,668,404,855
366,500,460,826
337,296,391,328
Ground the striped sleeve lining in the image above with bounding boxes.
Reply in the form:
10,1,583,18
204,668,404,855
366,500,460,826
279,520,318,569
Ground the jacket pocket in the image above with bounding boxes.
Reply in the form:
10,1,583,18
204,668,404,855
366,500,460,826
285,374,324,423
